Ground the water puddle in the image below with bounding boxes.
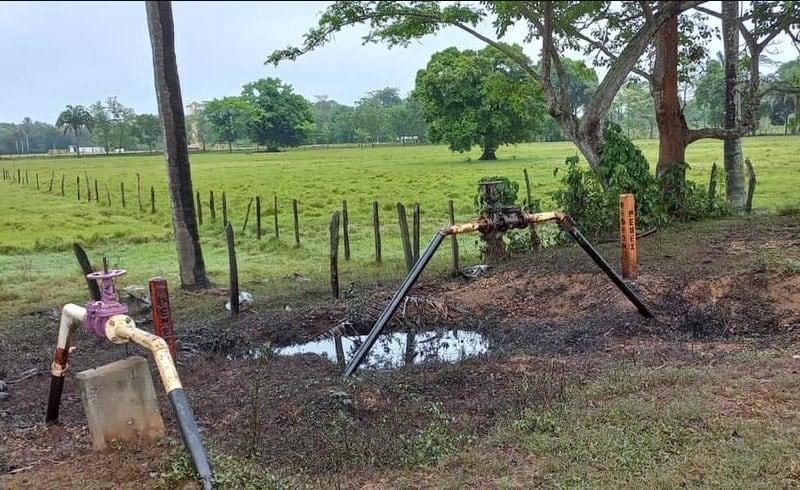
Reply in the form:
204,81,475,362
253,330,489,369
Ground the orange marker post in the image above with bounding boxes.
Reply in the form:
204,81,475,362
619,194,638,279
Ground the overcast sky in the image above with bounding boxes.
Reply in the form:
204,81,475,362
0,1,796,124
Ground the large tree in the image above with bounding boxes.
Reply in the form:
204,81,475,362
132,113,162,153
413,44,545,160
268,1,701,188
146,0,208,289
241,77,314,151
56,105,93,157
204,96,252,152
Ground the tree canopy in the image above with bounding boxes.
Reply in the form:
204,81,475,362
413,44,546,160
241,77,314,150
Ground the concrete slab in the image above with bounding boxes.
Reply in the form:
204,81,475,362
76,356,165,450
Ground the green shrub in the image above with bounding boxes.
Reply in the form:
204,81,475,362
552,122,727,238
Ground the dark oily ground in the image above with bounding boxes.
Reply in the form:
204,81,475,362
1,214,799,488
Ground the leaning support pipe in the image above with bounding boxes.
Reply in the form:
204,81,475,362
557,216,652,318
105,316,214,490
343,231,446,377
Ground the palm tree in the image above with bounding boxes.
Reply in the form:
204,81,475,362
146,1,209,290
56,105,93,157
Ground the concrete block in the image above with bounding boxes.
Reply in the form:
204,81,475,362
76,356,165,450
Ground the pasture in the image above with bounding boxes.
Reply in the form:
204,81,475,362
0,136,798,313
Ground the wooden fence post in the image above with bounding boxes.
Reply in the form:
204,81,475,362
85,172,91,201
330,211,340,299
373,200,381,264
136,173,143,212
196,191,203,225
61,174,65,196
105,184,111,206
209,190,216,222
150,186,156,214
16,169,20,184
523,168,541,249
120,182,126,208
36,173,40,190
222,191,228,227
225,223,239,315
242,197,253,234
397,202,414,272
25,171,28,186
273,195,279,239
77,176,81,201
342,200,350,260
48,171,54,192
412,203,420,262
619,194,638,279
448,199,459,275
73,243,101,301
94,180,99,203
292,199,300,247
256,196,262,239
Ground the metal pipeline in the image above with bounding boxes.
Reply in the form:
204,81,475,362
104,315,214,490
46,303,86,424
45,305,214,489
343,210,652,377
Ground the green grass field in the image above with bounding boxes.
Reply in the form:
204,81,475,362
0,136,798,312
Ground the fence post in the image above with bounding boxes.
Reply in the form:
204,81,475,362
373,200,381,264
85,172,91,201
342,200,350,260
105,183,111,206
222,191,228,227
292,199,300,247
120,182,126,208
136,173,143,212
273,195,279,239
196,191,203,225
242,197,253,234
36,173,40,190
448,199,459,275
226,223,239,315
94,180,99,203
61,174,65,196
330,211,340,299
412,203,420,262
77,176,81,201
150,186,156,214
148,277,177,360
209,190,216,222
256,196,262,239
619,194,638,279
397,202,414,272
48,171,54,192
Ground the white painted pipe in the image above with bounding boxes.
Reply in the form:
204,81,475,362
51,303,86,376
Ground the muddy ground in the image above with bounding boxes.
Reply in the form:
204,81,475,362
1,215,799,488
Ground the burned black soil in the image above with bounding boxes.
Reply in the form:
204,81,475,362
2,215,799,488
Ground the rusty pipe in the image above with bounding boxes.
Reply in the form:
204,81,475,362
104,315,213,490
46,303,86,424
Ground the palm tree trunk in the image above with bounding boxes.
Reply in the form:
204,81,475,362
74,128,81,157
146,0,209,289
722,1,746,212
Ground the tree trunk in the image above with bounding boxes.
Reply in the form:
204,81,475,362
722,1,747,212
652,12,686,197
74,128,81,157
228,140,232,153
478,146,497,161
146,1,209,289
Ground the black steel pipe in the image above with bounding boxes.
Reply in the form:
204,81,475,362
45,375,65,424
558,219,652,318
168,388,214,490
344,230,446,377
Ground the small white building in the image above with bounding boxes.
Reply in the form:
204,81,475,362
68,145,107,155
